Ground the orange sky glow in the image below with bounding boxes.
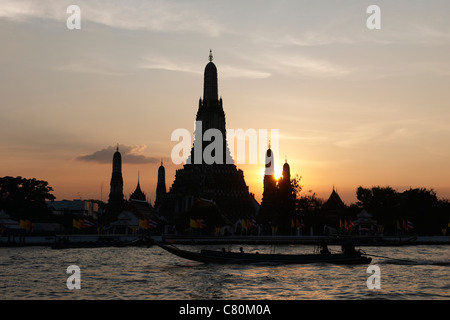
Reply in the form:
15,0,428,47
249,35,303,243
1,1,450,206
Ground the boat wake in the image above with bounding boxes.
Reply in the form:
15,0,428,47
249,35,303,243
380,259,450,266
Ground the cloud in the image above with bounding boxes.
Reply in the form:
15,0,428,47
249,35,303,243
76,144,159,164
0,0,225,36
247,53,351,78
219,65,272,79
139,56,271,79
0,0,49,21
138,57,201,74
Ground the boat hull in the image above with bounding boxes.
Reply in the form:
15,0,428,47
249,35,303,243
157,244,372,265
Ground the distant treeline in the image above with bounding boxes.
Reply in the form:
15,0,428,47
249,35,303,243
1,176,449,236
353,186,449,235
296,184,450,236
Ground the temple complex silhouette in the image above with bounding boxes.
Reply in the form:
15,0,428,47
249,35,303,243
104,51,298,235
157,51,258,232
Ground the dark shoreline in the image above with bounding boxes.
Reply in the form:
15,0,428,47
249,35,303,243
1,234,449,247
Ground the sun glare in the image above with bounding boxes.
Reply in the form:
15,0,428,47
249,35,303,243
274,166,282,180
260,165,283,180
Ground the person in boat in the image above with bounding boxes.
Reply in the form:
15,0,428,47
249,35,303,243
341,244,358,255
320,241,330,255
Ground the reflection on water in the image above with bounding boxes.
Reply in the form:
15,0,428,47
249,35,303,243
0,244,448,299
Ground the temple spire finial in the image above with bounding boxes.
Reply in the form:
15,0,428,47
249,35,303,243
116,143,119,152
209,49,213,62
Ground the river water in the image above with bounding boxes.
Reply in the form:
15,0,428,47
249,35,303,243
0,244,448,300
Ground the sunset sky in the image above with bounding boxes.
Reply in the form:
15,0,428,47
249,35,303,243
1,0,450,205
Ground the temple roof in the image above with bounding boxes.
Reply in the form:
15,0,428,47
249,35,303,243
322,188,346,211
130,179,146,201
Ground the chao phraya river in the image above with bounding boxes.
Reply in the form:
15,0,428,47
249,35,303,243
0,244,448,300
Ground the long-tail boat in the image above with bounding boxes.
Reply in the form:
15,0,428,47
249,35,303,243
157,243,372,265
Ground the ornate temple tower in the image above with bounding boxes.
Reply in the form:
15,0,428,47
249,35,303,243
278,158,295,227
263,144,277,192
190,50,231,165
161,51,256,226
260,152,296,234
278,157,292,194
282,158,290,183
259,145,278,226
155,161,166,209
107,145,124,216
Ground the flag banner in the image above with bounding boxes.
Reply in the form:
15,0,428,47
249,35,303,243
348,220,355,230
296,219,305,229
72,219,80,229
197,219,206,229
82,219,95,228
403,220,408,230
272,226,278,235
407,220,414,230
149,219,158,228
241,219,247,230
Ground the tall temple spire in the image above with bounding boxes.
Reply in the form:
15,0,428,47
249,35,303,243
137,171,140,186
282,157,290,182
264,144,275,176
107,146,124,216
203,49,218,102
190,50,230,165
155,161,166,208
159,51,256,227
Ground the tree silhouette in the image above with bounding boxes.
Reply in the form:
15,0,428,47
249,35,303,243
0,176,55,221
355,185,449,235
